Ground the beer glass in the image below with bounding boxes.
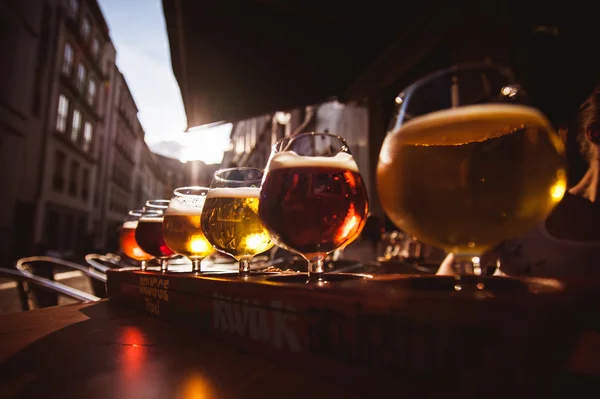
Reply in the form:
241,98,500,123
119,208,153,270
259,132,369,283
377,62,567,280
163,187,215,273
201,168,274,277
135,200,176,272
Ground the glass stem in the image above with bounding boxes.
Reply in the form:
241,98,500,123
160,258,169,273
140,260,147,271
307,256,326,283
451,254,487,293
452,254,481,276
192,258,202,273
239,258,251,277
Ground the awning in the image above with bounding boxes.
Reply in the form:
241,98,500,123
163,0,600,130
162,0,449,128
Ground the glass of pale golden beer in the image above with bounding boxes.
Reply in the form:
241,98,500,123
135,199,176,273
119,208,154,270
377,62,567,279
259,132,369,283
163,187,215,273
201,168,274,277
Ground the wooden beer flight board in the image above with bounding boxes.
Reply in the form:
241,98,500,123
106,268,594,397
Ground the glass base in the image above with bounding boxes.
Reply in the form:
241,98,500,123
436,253,483,276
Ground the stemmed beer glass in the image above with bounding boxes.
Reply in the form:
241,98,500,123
259,132,369,283
135,199,176,272
201,168,274,277
162,187,215,273
377,62,567,281
119,208,154,270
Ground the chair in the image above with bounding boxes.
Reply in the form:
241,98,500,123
0,267,100,311
16,256,107,303
84,253,127,273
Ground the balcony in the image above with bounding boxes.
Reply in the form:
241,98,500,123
53,129,96,164
64,18,107,81
59,74,101,122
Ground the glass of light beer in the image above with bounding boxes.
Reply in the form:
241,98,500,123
259,132,369,283
377,62,567,279
201,168,274,277
135,200,176,272
119,208,154,270
163,187,215,273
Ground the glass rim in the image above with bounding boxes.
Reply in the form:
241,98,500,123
139,208,163,216
128,208,145,216
173,186,210,197
396,61,516,103
389,61,519,134
213,167,264,183
145,199,170,209
272,131,349,152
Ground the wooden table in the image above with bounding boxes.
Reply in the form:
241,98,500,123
0,300,359,399
1,298,599,399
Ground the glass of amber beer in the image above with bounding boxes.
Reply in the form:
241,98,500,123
119,208,154,270
259,132,369,283
377,62,567,279
163,187,215,273
135,200,176,272
201,168,274,277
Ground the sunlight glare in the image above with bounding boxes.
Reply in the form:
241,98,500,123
180,123,233,164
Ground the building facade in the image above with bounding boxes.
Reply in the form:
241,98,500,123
0,0,186,261
0,0,54,261
35,0,113,256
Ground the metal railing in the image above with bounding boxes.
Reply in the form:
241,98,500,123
16,256,107,283
0,267,100,304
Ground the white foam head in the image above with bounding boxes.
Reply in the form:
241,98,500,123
391,104,552,146
122,220,138,229
165,195,207,215
267,151,359,172
138,216,164,223
207,187,261,199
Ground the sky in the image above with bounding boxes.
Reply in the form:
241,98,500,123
98,0,232,164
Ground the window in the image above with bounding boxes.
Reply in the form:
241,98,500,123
69,0,79,19
71,109,81,142
69,160,79,196
76,63,86,92
81,17,90,41
62,43,73,75
56,95,69,132
87,79,96,105
83,122,93,153
235,136,244,154
91,37,100,59
53,151,66,191
81,168,90,200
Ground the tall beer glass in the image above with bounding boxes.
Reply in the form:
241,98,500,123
377,62,567,279
259,132,369,283
119,208,153,270
135,200,175,272
163,187,215,273
201,168,274,277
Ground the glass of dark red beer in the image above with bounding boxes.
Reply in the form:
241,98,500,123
119,208,154,270
135,199,176,272
259,132,369,283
